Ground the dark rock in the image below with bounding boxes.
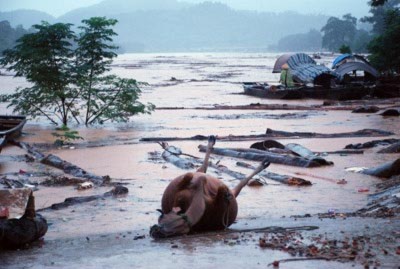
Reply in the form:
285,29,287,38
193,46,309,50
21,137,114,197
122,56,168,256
378,142,400,154
0,214,48,249
381,109,400,117
250,140,285,150
352,106,380,113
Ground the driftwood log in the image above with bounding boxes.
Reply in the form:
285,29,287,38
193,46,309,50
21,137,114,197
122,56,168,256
198,145,327,168
236,162,312,186
345,139,400,150
38,185,129,211
361,158,400,178
141,128,394,142
0,192,48,249
13,141,106,185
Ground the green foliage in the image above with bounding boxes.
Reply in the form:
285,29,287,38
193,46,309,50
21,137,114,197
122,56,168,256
321,14,357,52
362,0,400,35
371,0,389,6
339,44,352,54
0,17,154,126
1,22,76,125
82,75,155,125
51,125,83,146
351,29,373,53
368,9,400,73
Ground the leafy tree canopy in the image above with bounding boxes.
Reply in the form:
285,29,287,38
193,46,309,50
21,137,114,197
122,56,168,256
368,8,400,73
321,14,357,52
0,17,154,126
362,0,400,35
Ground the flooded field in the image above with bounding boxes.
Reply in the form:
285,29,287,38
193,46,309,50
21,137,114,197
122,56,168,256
1,53,399,268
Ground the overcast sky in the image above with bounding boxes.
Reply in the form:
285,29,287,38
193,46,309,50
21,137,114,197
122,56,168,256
0,0,371,18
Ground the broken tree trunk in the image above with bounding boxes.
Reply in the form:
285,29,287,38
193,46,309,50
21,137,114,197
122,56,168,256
345,139,400,149
263,128,393,138
13,141,106,185
38,185,129,211
236,162,312,186
361,158,400,179
158,142,197,170
140,128,394,142
198,145,326,168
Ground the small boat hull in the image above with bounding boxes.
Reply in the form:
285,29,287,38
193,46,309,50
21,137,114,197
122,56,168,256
0,115,27,152
243,83,373,100
243,83,303,99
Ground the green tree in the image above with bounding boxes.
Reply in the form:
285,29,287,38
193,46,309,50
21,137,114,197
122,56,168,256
352,29,373,53
368,9,400,73
75,17,118,125
1,22,76,125
321,14,357,52
362,0,400,35
339,44,352,54
0,18,154,126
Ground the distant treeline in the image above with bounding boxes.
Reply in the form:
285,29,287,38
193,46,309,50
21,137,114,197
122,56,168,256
0,21,29,55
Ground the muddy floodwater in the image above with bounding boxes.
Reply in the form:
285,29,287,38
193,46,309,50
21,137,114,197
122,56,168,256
1,53,399,268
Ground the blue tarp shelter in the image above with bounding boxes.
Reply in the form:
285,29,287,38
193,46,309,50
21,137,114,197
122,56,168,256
273,53,337,85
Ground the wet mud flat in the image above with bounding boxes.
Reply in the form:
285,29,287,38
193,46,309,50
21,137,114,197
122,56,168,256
1,102,400,268
1,53,400,268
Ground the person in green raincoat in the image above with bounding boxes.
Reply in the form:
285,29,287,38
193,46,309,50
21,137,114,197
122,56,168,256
280,63,294,88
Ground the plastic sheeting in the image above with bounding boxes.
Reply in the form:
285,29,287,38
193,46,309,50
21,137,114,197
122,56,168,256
273,53,337,84
335,61,379,79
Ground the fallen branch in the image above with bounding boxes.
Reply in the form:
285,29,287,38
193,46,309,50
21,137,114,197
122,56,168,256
12,141,107,185
236,161,312,186
198,145,324,168
37,185,128,211
141,128,394,142
345,138,400,149
158,142,197,170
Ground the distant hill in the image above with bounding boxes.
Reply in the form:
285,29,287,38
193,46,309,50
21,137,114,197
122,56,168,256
0,1,329,52
59,0,191,22
0,9,55,28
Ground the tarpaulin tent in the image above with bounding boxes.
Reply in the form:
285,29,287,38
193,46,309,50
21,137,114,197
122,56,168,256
273,54,294,73
332,54,379,82
273,53,337,86
332,54,371,69
332,54,352,69
335,61,379,80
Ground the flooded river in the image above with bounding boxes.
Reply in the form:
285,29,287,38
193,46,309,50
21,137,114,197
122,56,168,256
1,53,399,268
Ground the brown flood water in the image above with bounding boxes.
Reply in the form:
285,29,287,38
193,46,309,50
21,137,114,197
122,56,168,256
1,53,399,268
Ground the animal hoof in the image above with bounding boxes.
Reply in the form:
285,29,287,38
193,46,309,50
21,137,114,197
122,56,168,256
208,135,216,145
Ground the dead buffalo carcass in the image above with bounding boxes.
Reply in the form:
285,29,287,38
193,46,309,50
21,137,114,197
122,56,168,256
150,136,270,238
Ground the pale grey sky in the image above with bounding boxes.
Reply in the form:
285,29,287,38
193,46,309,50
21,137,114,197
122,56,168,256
0,0,371,18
